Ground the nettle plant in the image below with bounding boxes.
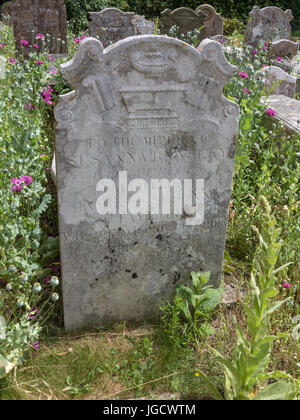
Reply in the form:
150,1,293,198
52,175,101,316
197,196,300,400
0,25,63,378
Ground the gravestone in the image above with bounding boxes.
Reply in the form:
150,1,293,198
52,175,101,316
10,0,68,56
159,7,207,39
195,4,224,38
269,39,298,60
0,1,12,25
245,6,293,48
263,66,296,98
54,36,239,331
88,8,154,46
262,95,300,135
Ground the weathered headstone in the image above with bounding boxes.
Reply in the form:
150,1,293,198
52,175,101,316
245,6,293,48
10,0,68,56
0,1,12,25
54,36,239,331
88,8,154,46
159,7,207,39
262,95,300,135
263,65,296,98
269,39,298,60
195,4,224,38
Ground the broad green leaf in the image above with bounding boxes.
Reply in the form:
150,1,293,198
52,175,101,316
196,369,223,401
0,354,16,378
253,381,296,400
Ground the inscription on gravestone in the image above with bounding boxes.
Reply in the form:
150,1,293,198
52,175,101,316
245,6,293,48
10,0,68,55
54,36,239,331
88,8,154,46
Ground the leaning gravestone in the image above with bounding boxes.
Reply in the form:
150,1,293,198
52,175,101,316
269,39,298,60
10,0,68,55
262,95,300,135
159,7,207,39
263,66,296,98
54,36,239,331
245,6,293,48
195,4,224,38
88,8,154,46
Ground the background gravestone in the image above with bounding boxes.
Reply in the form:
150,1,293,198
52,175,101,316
263,65,296,98
245,6,293,48
269,39,298,59
159,7,207,39
0,1,12,25
88,8,154,46
10,0,68,55
54,35,239,331
195,4,224,38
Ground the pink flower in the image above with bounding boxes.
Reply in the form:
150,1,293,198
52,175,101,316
266,108,276,116
8,57,17,64
283,282,292,289
263,46,267,51
243,88,251,94
239,71,249,79
80,35,87,41
35,60,44,65
264,41,268,46
276,56,283,61
42,86,53,105
33,43,39,49
0,43,5,48
50,70,58,74
48,55,54,62
252,49,256,54
35,33,44,39
74,38,80,44
19,175,33,186
262,64,268,68
40,154,45,157
21,39,29,46
11,178,22,192
25,103,35,110
219,39,223,44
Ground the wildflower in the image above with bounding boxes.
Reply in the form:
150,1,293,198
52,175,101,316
42,86,53,105
0,43,5,48
33,341,40,350
8,57,17,64
243,88,251,95
25,103,35,110
48,55,54,62
50,70,58,74
266,108,276,117
263,46,267,51
262,64,268,68
17,299,24,308
50,276,59,287
40,153,45,157
11,178,22,192
219,39,223,44
33,283,42,293
239,72,248,79
35,60,44,65
20,39,29,46
8,265,17,273
195,373,199,377
19,175,33,186
276,56,283,61
35,33,44,39
283,282,292,289
264,41,268,46
51,293,59,302
74,37,80,44
252,49,256,54
33,43,39,49
27,307,39,320
44,276,51,284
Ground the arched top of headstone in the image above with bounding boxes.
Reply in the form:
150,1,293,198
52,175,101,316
88,7,154,45
195,4,224,37
160,6,207,35
1,1,12,22
246,6,293,47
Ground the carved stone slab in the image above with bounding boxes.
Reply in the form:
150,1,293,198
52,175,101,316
196,4,223,38
10,0,68,55
54,36,239,331
159,7,207,39
269,39,298,59
262,95,300,134
263,66,296,98
1,1,12,25
245,6,293,48
88,8,154,46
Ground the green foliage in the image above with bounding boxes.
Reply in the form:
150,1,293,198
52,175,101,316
197,197,299,400
160,272,222,345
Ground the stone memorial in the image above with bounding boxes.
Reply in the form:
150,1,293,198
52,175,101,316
54,36,239,331
262,95,300,135
245,6,293,48
263,65,296,98
159,7,207,39
10,0,68,56
88,8,154,46
195,4,224,38
0,1,12,24
269,39,298,60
